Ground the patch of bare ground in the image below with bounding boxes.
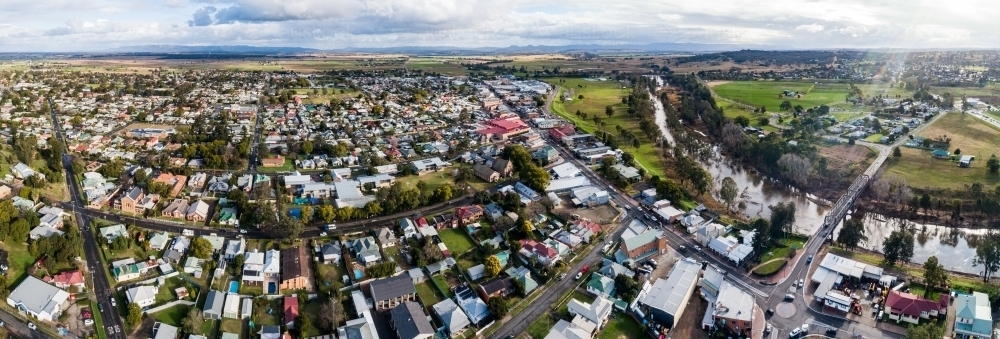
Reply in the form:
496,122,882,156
667,293,711,339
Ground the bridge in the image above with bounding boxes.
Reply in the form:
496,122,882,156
822,173,870,229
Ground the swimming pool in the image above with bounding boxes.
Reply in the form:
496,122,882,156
228,281,239,294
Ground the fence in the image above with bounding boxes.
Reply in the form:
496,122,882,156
143,300,195,314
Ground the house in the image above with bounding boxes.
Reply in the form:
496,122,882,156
483,203,504,222
491,159,513,177
161,199,190,219
543,317,596,339
570,186,609,206
259,326,281,339
567,295,613,329
242,251,265,285
390,302,434,339
7,276,69,322
586,274,615,298
477,276,514,301
153,173,187,198
370,275,417,310
224,238,246,261
514,182,541,201
263,249,281,286
164,236,191,263
126,285,158,308
262,155,286,167
186,200,210,222
47,270,85,290
617,231,668,263
153,323,179,339
598,259,634,280
148,232,171,251
317,242,342,264
711,281,755,334
455,205,484,224
960,155,975,168
0,185,11,199
472,164,500,182
117,187,145,214
454,284,491,326
467,264,486,281
284,296,299,328
411,157,450,175
432,299,471,336
376,228,397,248
693,223,726,247
519,239,560,266
931,149,951,159
203,290,225,320
506,266,538,295
11,163,42,180
183,257,205,277
280,247,308,290
399,218,419,239
348,237,382,266
337,310,380,339
223,293,240,319
29,226,64,240
100,224,129,243
113,262,144,282
636,259,701,329
885,290,946,324
954,292,992,339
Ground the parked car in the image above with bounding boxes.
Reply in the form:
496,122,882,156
789,327,801,337
239,229,247,234
765,308,774,317
825,327,837,336
574,272,583,280
27,322,36,330
319,232,328,237
84,319,94,326
800,324,809,334
764,324,772,334
799,279,804,287
581,265,589,274
784,294,795,301
110,297,116,307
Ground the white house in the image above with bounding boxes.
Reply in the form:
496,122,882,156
126,285,159,308
7,276,69,322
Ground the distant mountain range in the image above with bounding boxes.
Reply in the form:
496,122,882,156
107,42,781,55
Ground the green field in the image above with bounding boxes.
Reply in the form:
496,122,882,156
713,81,852,111
546,78,666,188
717,101,779,132
885,113,1000,190
439,229,476,255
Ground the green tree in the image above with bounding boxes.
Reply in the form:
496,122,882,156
296,313,314,336
484,255,502,277
318,205,336,223
904,322,944,339
988,154,1000,173
973,235,1000,282
769,202,796,240
605,105,614,118
919,193,932,215
883,229,915,266
487,297,510,319
280,216,304,241
779,100,792,111
126,302,142,327
719,177,738,209
922,256,948,295
189,237,214,259
9,219,29,242
836,218,867,251
893,147,902,158
181,307,204,335
734,115,750,127
301,140,314,155
234,253,245,269
750,218,772,253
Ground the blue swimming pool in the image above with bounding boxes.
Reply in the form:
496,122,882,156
228,281,239,294
267,282,277,294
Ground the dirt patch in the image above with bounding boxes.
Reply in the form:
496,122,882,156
706,81,731,88
560,204,619,225
646,247,683,282
128,316,156,339
668,292,710,339
297,245,316,291
818,144,873,166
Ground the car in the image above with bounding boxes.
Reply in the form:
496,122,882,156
801,324,809,333
789,327,801,337
239,229,248,234
320,232,328,237
602,244,611,252
649,259,658,266
0,320,5,327
693,245,702,251
98,304,103,312
764,324,772,334
574,272,583,280
765,308,774,316
27,322,36,330
679,245,686,251
807,255,814,263
825,327,837,336
799,279,804,287
624,205,631,210
784,294,795,301
110,297,116,307
558,273,566,280
581,265,589,274
84,319,94,326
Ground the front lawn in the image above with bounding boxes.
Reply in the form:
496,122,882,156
597,313,645,339
439,229,476,255
151,305,190,327
759,236,807,263
752,259,787,276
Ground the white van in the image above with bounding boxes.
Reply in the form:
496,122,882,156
182,229,194,237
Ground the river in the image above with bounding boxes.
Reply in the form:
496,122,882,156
648,75,831,236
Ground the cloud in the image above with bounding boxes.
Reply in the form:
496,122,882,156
795,24,824,33
188,6,217,26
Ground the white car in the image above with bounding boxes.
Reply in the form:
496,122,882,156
83,319,94,326
788,327,801,337
239,229,247,234
27,322,36,330
319,232,328,237
574,272,583,280
110,297,116,307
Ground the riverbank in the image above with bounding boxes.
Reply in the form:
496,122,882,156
825,244,994,294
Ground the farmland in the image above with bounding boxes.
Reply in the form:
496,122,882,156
884,113,1000,190
712,81,854,111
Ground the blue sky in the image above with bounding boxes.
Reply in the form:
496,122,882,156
0,0,996,52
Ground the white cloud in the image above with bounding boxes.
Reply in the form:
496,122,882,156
795,24,824,33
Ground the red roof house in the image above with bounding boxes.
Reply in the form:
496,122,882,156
885,290,946,324
283,296,299,328
519,239,559,265
46,270,85,290
455,205,484,224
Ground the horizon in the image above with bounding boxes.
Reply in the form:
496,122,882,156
2,0,999,52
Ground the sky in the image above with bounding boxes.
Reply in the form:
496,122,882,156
0,0,997,52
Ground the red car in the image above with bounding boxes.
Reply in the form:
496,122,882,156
581,265,589,274
81,310,92,319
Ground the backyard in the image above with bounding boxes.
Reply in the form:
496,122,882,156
885,113,1000,190
415,281,444,310
439,229,476,256
151,305,190,327
596,313,646,339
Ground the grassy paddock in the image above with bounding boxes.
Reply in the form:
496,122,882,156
713,81,850,110
885,113,1000,190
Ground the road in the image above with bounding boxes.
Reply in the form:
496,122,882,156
48,98,127,339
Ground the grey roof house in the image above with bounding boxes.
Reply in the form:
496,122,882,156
390,301,434,339
370,275,417,310
432,299,470,336
203,290,224,320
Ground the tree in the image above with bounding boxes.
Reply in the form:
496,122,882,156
750,218,772,254
234,253,245,269
318,297,343,332
973,234,1000,282
955,148,962,155
904,322,944,339
779,100,792,111
733,115,750,127
280,216,304,241
318,205,336,223
605,105,614,118
301,140,314,155
777,153,812,187
189,237,214,259
487,297,510,319
988,155,1000,173
893,147,902,158
182,307,205,335
519,218,535,234
919,193,932,215
836,218,867,251
883,229,915,266
485,255,502,277
922,256,948,295
296,313,314,336
126,303,142,327
719,177,738,209
769,202,796,240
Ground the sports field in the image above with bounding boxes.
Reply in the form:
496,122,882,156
884,113,1000,190
712,81,853,111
